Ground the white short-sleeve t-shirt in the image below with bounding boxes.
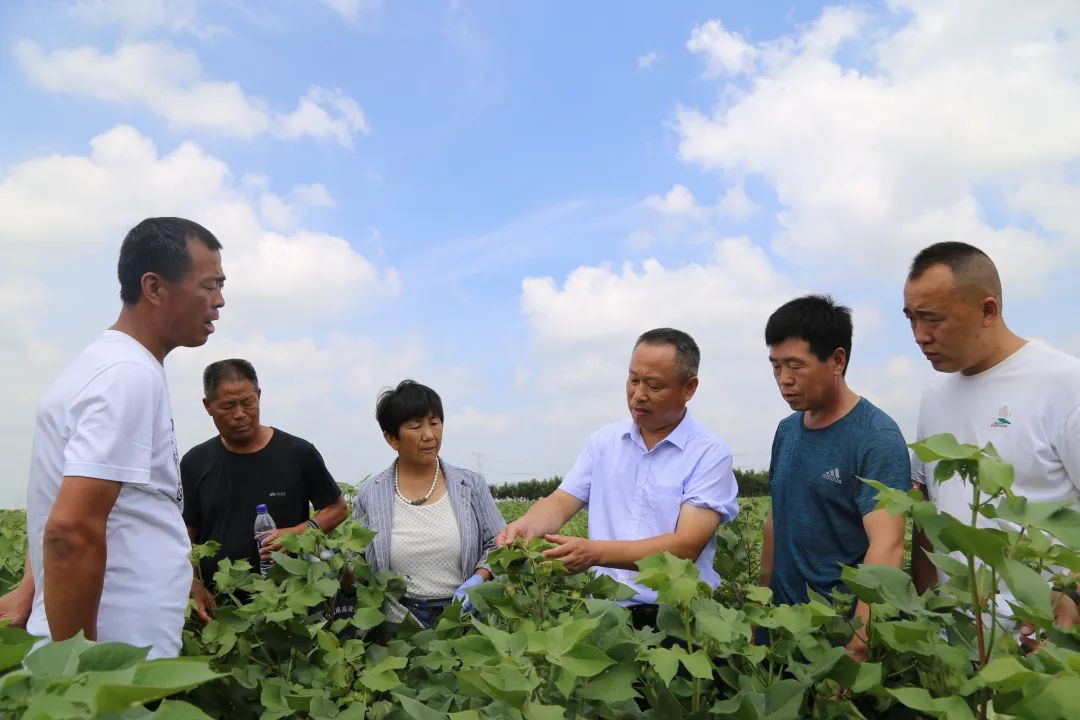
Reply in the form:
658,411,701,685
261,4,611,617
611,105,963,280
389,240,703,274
25,330,192,659
912,340,1080,614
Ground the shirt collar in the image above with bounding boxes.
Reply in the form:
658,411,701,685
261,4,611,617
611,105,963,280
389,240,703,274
623,409,696,452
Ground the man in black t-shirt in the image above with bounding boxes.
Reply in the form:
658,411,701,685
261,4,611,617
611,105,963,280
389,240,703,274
181,359,347,621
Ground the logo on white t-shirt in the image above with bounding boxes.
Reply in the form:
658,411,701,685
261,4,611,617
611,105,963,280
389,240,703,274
991,405,1012,429
821,468,842,484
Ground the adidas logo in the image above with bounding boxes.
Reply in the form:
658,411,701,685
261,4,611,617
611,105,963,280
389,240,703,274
821,468,841,484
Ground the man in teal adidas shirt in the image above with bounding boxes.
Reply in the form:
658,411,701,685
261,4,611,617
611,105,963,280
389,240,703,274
759,295,910,662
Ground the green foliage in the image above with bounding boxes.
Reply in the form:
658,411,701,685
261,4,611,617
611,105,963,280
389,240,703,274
497,501,588,539
490,469,769,500
181,521,406,720
733,468,771,497
0,509,27,594
0,627,218,719
2,435,1079,719
489,477,563,501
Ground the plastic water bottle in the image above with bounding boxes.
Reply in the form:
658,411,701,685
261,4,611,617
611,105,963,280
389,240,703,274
254,504,277,574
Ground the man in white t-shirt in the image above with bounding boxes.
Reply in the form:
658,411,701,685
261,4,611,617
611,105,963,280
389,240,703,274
0,217,225,658
904,241,1079,648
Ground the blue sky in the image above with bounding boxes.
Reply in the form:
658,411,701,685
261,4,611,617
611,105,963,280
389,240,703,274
1,0,1078,507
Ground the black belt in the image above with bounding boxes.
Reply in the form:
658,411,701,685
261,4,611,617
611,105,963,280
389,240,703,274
402,596,453,610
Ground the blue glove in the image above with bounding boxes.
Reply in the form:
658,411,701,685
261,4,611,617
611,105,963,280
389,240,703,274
453,574,485,612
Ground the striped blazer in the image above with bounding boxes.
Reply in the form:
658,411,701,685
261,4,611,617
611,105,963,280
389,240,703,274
352,459,506,580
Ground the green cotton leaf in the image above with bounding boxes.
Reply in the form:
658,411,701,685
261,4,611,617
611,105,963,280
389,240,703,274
860,479,918,514
830,658,883,693
476,664,538,709
887,688,976,720
94,662,221,715
788,646,848,686
696,611,740,644
547,617,600,655
1002,675,1080,719
1001,558,1053,620
554,667,577,699
351,606,385,630
311,576,341,597
0,625,39,672
635,552,700,589
643,647,680,686
316,629,339,653
448,712,480,720
131,658,221,690
77,642,150,673
523,701,565,720
391,693,449,720
977,456,1014,494
937,521,1009,572
265,608,295,623
764,679,806,720
19,694,81,720
664,576,703,606
910,434,981,462
470,619,514,656
710,690,766,718
549,643,615,677
451,634,499,666
271,552,312,576
22,631,94,676
851,662,882,694
760,603,813,635
678,650,713,679
145,699,215,719
927,551,970,579
576,661,639,704
745,585,773,605
934,459,962,486
841,564,922,613
285,586,325,612
995,497,1080,547
961,656,1037,695
188,540,220,564
359,669,403,692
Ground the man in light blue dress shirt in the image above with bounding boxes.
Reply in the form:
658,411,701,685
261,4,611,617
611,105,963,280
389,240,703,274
497,328,740,623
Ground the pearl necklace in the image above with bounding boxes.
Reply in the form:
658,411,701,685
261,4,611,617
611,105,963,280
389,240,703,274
394,459,440,506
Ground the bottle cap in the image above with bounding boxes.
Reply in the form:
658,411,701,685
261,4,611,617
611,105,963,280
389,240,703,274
256,504,268,513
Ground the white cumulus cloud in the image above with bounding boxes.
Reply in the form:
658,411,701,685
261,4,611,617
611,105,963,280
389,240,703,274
14,41,368,146
676,1,1080,292
0,125,400,506
686,19,758,76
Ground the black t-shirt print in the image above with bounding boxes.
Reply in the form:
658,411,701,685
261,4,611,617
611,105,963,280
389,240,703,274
180,428,341,589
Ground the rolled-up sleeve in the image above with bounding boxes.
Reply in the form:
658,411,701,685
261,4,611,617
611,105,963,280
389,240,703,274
557,433,597,506
683,444,739,524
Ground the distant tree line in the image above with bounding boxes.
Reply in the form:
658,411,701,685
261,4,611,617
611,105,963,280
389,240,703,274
488,468,770,500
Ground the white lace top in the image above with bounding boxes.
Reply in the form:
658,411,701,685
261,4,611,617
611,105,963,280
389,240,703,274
388,492,463,600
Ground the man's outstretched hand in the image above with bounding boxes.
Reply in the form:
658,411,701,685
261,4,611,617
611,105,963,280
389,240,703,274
495,518,544,547
541,534,600,574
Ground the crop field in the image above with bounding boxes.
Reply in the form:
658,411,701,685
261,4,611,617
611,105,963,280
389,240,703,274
1,445,1077,720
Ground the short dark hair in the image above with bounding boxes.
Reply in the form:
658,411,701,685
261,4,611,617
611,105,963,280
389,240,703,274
203,359,258,399
634,328,700,382
908,241,1002,302
765,295,853,374
376,380,444,438
118,217,222,305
